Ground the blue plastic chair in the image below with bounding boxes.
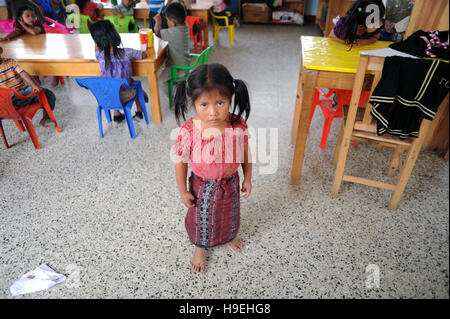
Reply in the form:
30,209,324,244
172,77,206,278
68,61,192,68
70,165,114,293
75,77,149,139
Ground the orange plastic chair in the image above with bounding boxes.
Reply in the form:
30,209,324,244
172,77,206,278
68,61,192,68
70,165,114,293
309,88,370,148
0,88,60,150
185,16,203,53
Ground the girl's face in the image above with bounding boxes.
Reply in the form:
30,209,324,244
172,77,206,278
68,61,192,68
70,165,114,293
21,10,37,26
194,89,231,127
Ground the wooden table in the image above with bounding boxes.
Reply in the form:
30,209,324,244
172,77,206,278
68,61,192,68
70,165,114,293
1,33,168,123
291,36,449,185
98,0,213,48
290,36,393,185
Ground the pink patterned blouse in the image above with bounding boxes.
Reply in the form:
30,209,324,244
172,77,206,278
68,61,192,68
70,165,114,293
172,114,250,180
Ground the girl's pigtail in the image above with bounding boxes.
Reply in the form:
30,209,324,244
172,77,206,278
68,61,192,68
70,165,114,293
231,79,250,125
343,5,359,48
174,80,188,126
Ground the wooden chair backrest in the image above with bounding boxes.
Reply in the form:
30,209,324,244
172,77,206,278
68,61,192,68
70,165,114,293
348,55,385,133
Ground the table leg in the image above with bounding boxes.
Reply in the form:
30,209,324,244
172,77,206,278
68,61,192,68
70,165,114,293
147,66,162,123
290,69,318,185
291,61,305,143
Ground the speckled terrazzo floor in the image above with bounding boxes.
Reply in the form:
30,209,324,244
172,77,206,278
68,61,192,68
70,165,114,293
0,24,448,299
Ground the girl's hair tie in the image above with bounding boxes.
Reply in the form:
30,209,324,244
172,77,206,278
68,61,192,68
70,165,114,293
358,7,362,12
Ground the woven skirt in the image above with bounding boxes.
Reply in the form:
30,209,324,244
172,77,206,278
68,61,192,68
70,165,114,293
185,172,240,248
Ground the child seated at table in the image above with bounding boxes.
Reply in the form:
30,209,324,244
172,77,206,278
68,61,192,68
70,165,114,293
212,0,239,27
154,1,190,85
151,0,188,34
111,0,142,18
89,20,149,122
75,0,103,22
329,0,385,49
0,46,57,127
0,4,62,86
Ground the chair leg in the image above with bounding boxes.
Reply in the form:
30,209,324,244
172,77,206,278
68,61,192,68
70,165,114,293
214,26,219,44
388,145,404,178
388,120,432,210
40,91,61,133
229,27,233,47
97,107,104,138
194,34,198,53
22,117,41,150
138,90,150,125
0,120,9,149
333,119,344,166
320,116,333,148
123,107,136,139
13,120,26,132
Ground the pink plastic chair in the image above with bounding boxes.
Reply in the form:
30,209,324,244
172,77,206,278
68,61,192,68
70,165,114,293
0,17,73,34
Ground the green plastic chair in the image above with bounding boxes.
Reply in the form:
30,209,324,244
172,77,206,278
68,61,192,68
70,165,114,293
67,13,92,33
103,15,139,33
168,46,213,109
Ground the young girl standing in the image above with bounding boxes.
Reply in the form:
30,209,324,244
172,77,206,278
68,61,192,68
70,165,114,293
89,20,149,122
172,63,252,273
330,0,385,48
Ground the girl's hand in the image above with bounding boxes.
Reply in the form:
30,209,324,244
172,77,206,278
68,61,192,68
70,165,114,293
181,191,195,208
241,179,252,199
142,51,148,59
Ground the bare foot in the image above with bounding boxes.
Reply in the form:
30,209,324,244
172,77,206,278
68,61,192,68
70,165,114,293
227,237,243,252
191,246,206,273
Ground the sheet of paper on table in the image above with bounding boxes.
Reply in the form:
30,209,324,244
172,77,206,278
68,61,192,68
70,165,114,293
360,48,419,59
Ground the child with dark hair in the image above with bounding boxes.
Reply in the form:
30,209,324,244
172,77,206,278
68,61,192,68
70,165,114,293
172,63,252,273
212,0,239,27
0,4,62,86
75,0,103,22
0,46,57,127
89,20,148,122
154,2,190,85
330,0,385,49
0,4,45,41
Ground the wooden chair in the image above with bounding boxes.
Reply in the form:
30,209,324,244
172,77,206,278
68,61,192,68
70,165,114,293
331,54,436,210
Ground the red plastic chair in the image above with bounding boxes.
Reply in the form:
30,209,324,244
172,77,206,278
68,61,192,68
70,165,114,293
309,88,370,148
0,87,61,150
185,16,203,53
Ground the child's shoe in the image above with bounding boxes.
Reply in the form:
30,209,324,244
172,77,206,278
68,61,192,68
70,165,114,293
39,117,56,127
113,113,125,123
133,111,143,120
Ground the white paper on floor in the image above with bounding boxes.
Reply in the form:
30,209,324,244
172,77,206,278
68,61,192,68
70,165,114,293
10,264,66,297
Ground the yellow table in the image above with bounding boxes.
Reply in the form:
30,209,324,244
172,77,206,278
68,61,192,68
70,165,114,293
290,36,393,185
1,33,168,123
